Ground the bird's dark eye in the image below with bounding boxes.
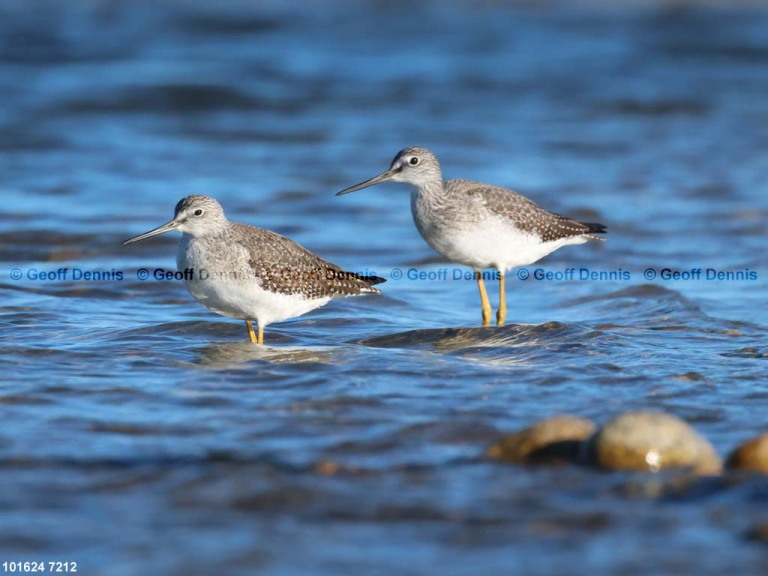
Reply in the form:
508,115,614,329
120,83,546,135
194,209,203,216
409,157,420,166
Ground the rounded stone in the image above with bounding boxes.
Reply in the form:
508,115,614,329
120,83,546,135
488,415,596,464
745,522,768,545
588,412,722,475
726,433,768,473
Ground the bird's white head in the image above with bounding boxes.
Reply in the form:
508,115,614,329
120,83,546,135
124,195,228,245
336,146,442,196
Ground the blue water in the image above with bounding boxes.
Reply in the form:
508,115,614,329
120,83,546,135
2,1,768,574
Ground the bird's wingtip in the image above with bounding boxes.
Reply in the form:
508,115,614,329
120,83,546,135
586,222,607,234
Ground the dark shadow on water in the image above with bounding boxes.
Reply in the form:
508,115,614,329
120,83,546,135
192,342,337,369
119,320,235,341
119,321,340,367
357,322,591,352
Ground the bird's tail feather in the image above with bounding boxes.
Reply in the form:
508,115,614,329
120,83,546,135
358,274,386,286
583,222,607,234
582,221,607,240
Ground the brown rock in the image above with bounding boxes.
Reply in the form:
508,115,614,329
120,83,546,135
726,433,768,473
488,415,596,464
314,460,342,476
745,522,768,544
587,411,722,475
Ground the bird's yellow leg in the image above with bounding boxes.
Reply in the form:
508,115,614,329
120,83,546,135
245,320,258,344
476,271,492,327
257,325,264,345
496,271,506,327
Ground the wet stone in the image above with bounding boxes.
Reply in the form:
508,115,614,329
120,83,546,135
488,415,596,464
726,433,768,474
745,522,768,545
587,412,722,475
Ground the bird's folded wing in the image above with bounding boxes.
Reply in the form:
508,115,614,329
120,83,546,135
456,181,605,242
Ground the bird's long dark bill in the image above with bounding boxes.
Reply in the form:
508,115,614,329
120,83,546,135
123,220,179,245
335,169,396,196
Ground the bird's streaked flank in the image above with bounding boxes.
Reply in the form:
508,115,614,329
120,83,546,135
336,147,605,327
124,195,384,344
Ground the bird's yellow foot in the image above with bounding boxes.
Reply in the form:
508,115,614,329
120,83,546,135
476,272,492,327
496,272,506,326
245,320,260,344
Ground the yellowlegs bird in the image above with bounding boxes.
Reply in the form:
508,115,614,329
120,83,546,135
336,147,605,327
124,195,384,344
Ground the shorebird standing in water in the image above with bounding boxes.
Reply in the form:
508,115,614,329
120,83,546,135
336,147,605,327
124,195,384,344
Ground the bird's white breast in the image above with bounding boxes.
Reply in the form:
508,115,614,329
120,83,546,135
176,235,330,328
411,190,587,271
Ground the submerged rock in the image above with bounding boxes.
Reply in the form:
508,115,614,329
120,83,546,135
726,433,768,474
745,522,768,545
488,415,596,464
587,412,722,475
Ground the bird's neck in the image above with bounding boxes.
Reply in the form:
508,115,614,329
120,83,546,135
414,179,445,199
411,181,451,229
